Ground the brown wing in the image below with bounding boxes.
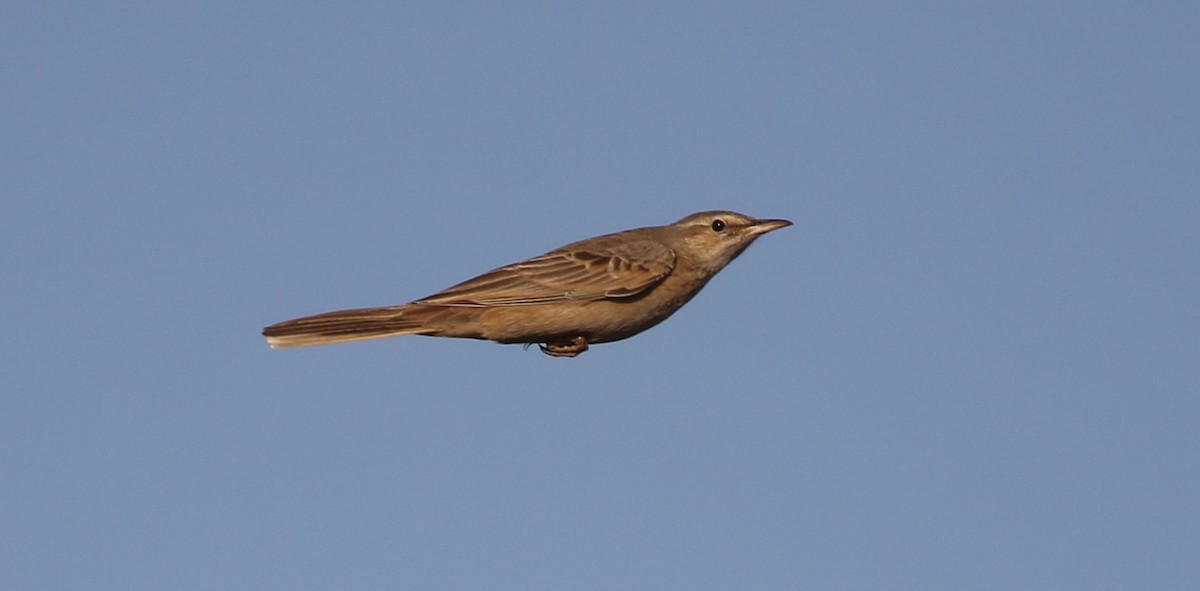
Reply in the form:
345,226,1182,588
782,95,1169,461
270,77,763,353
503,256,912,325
415,238,676,307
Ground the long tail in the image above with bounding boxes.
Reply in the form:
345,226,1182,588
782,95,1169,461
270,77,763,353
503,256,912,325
262,304,434,349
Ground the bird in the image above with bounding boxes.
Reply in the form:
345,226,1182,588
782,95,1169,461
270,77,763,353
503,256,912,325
262,210,791,357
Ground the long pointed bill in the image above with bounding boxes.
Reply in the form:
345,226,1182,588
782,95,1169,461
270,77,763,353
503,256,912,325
747,218,793,235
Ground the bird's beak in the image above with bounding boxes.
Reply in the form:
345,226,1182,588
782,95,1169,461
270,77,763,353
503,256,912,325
747,218,793,235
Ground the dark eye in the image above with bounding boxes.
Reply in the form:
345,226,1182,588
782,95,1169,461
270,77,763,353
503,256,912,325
711,219,726,232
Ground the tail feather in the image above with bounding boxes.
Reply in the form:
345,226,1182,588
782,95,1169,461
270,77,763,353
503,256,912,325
262,305,432,349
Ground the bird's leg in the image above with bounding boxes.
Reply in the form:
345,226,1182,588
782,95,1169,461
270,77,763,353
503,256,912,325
539,336,589,358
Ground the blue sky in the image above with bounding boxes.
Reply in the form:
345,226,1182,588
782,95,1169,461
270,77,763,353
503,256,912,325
3,3,1197,589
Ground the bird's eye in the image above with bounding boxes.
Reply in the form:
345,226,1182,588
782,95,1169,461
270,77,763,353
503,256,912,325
711,219,726,232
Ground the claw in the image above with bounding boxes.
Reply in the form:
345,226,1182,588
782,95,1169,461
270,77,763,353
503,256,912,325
538,336,589,357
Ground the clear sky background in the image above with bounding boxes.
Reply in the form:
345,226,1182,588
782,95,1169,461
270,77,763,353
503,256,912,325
3,3,1197,590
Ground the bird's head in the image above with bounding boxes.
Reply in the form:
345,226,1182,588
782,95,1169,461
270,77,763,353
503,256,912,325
669,210,792,274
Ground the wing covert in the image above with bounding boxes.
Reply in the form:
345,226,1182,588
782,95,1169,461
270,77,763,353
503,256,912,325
416,239,675,307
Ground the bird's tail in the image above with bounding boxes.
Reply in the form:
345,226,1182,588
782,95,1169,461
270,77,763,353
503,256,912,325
262,304,434,349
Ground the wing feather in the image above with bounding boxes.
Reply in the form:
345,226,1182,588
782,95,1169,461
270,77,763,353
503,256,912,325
416,239,675,307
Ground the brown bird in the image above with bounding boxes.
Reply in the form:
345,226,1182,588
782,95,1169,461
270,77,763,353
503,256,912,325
263,210,791,357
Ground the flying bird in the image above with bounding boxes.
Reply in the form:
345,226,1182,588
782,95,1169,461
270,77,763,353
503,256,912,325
263,210,791,357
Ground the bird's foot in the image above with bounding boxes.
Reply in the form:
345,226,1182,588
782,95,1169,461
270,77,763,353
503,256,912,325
539,336,589,358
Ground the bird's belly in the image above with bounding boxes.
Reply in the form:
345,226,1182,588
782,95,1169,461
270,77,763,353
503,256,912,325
476,280,703,344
